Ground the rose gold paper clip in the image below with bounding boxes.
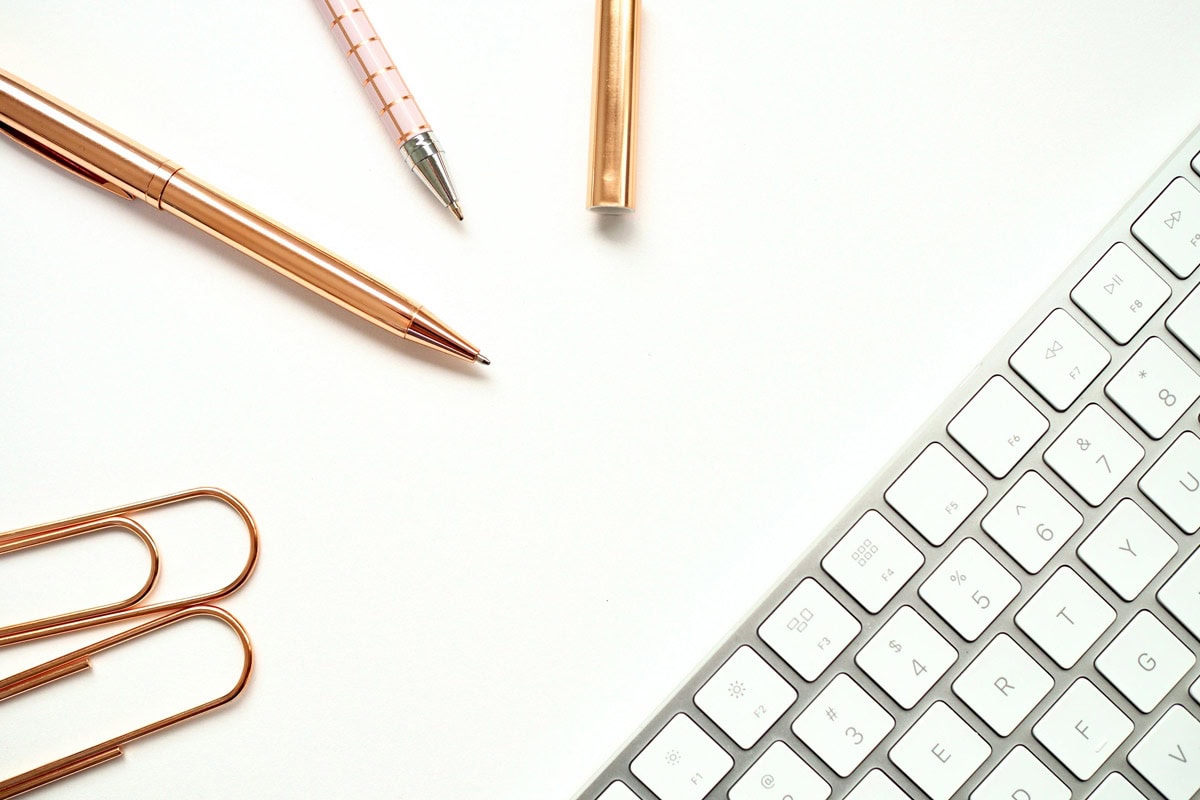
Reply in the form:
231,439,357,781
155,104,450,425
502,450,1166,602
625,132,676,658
0,605,253,800
0,487,259,647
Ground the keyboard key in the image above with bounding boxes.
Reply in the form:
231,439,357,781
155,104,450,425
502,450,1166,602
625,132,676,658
1011,308,1110,411
1127,704,1200,800
821,510,924,614
970,745,1070,800
845,769,911,800
1159,548,1200,640
1088,773,1149,800
1033,678,1134,780
856,605,957,709
792,673,894,777
598,782,642,800
1096,610,1195,713
889,701,991,800
885,443,986,546
952,633,1054,737
758,578,860,681
1078,498,1177,601
630,713,732,800
948,375,1048,478
1193,675,1199,704
1139,431,1200,533
1132,177,1200,278
1044,404,1144,506
1167,283,1200,360
1107,337,1200,439
728,741,829,800
694,646,796,749
1072,242,1170,344
1016,566,1116,668
919,538,1021,641
982,471,1082,574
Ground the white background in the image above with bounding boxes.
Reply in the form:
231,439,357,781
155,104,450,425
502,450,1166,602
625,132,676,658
1,2,1200,798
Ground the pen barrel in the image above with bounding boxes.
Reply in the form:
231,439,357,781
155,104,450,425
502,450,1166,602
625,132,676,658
1,68,479,361
158,171,420,338
317,0,431,146
588,0,641,213
0,69,175,203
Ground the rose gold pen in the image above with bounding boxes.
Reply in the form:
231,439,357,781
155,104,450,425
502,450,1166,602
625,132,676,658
0,68,488,365
316,0,462,221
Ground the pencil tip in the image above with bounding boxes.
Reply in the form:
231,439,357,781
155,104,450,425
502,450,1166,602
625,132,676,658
450,202,463,221
476,353,490,366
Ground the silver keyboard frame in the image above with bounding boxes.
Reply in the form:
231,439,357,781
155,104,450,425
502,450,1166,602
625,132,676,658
573,121,1200,800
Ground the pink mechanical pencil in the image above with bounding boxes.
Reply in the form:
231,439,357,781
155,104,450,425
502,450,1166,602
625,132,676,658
317,0,462,220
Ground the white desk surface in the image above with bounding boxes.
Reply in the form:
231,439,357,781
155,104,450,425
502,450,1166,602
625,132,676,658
2,2,1200,798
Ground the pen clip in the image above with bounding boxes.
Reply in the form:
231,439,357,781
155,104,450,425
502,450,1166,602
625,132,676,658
0,121,133,200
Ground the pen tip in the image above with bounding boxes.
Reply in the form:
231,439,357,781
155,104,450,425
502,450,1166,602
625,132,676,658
475,353,491,366
449,202,464,221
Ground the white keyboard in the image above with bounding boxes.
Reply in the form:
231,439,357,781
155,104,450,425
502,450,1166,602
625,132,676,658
573,126,1200,800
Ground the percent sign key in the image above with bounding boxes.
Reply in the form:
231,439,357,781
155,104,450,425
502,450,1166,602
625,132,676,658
920,539,1021,641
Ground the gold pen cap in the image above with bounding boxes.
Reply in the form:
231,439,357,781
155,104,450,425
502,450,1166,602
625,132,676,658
587,0,641,214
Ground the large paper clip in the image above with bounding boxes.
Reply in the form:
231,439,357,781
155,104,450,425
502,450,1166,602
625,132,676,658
0,487,259,646
0,605,253,799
